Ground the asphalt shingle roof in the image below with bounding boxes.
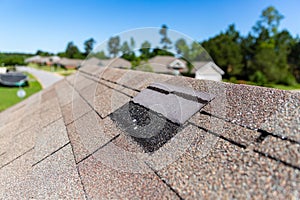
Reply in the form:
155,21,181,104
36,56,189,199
0,64,299,199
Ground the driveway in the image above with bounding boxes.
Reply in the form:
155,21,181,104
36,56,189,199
17,66,63,88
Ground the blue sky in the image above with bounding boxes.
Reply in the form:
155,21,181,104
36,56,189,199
0,0,299,53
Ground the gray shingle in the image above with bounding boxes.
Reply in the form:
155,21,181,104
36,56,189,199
32,144,86,199
133,84,213,124
34,118,69,163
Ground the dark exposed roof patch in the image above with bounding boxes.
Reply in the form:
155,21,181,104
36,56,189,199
111,101,182,152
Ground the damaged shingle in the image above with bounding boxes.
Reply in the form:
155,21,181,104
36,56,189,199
133,82,215,124
110,101,181,152
111,83,214,152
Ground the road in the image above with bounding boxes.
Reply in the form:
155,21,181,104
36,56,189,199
17,66,63,88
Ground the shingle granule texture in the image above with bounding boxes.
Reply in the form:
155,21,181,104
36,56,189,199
0,65,299,199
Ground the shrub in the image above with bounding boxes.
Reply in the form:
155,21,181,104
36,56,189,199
250,71,267,86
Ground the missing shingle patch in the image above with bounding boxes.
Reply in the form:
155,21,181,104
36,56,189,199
110,82,214,152
110,101,181,153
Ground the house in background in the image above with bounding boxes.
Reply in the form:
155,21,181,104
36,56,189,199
24,55,42,64
100,58,132,69
147,56,187,75
80,57,131,69
48,56,60,65
80,57,103,68
56,58,83,69
25,55,61,66
193,61,224,81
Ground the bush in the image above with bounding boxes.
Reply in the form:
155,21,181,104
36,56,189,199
250,71,267,86
278,73,297,86
229,76,238,83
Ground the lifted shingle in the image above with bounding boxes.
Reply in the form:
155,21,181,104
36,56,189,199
133,82,215,124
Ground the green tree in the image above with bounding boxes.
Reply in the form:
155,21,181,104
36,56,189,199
120,41,130,55
121,52,136,62
159,24,172,50
289,40,300,82
84,38,96,56
253,6,284,36
202,24,243,77
251,6,296,85
36,50,53,56
108,36,120,58
65,42,83,59
189,41,209,61
240,34,255,79
120,41,136,62
150,48,174,58
130,37,136,51
175,39,210,61
139,41,151,60
0,53,30,66
175,38,189,58
89,51,108,59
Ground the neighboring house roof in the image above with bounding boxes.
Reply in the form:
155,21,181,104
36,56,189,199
24,55,42,63
147,56,186,74
99,58,132,69
80,57,103,68
149,56,186,68
193,61,225,75
0,64,299,199
49,56,61,63
25,56,61,64
57,58,83,67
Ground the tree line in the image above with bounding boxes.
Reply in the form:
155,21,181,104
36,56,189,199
104,6,300,86
1,6,299,86
202,6,300,86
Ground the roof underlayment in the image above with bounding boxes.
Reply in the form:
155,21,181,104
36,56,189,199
0,64,299,199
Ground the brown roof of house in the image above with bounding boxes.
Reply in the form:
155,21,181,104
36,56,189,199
80,57,102,68
24,55,42,63
0,64,299,199
25,56,61,64
57,58,83,67
149,56,186,66
147,56,187,74
99,58,132,68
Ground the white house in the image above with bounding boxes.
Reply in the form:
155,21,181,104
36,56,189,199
193,61,224,81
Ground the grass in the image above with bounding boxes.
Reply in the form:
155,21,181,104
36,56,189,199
270,83,300,90
223,79,300,91
0,72,42,112
28,63,76,76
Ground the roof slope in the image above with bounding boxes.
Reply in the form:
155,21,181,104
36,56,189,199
0,65,299,199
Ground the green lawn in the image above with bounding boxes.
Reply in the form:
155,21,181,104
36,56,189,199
28,63,76,76
0,72,42,112
269,84,300,90
223,79,300,91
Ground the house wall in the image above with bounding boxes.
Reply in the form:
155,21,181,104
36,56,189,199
65,65,77,69
195,73,222,81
